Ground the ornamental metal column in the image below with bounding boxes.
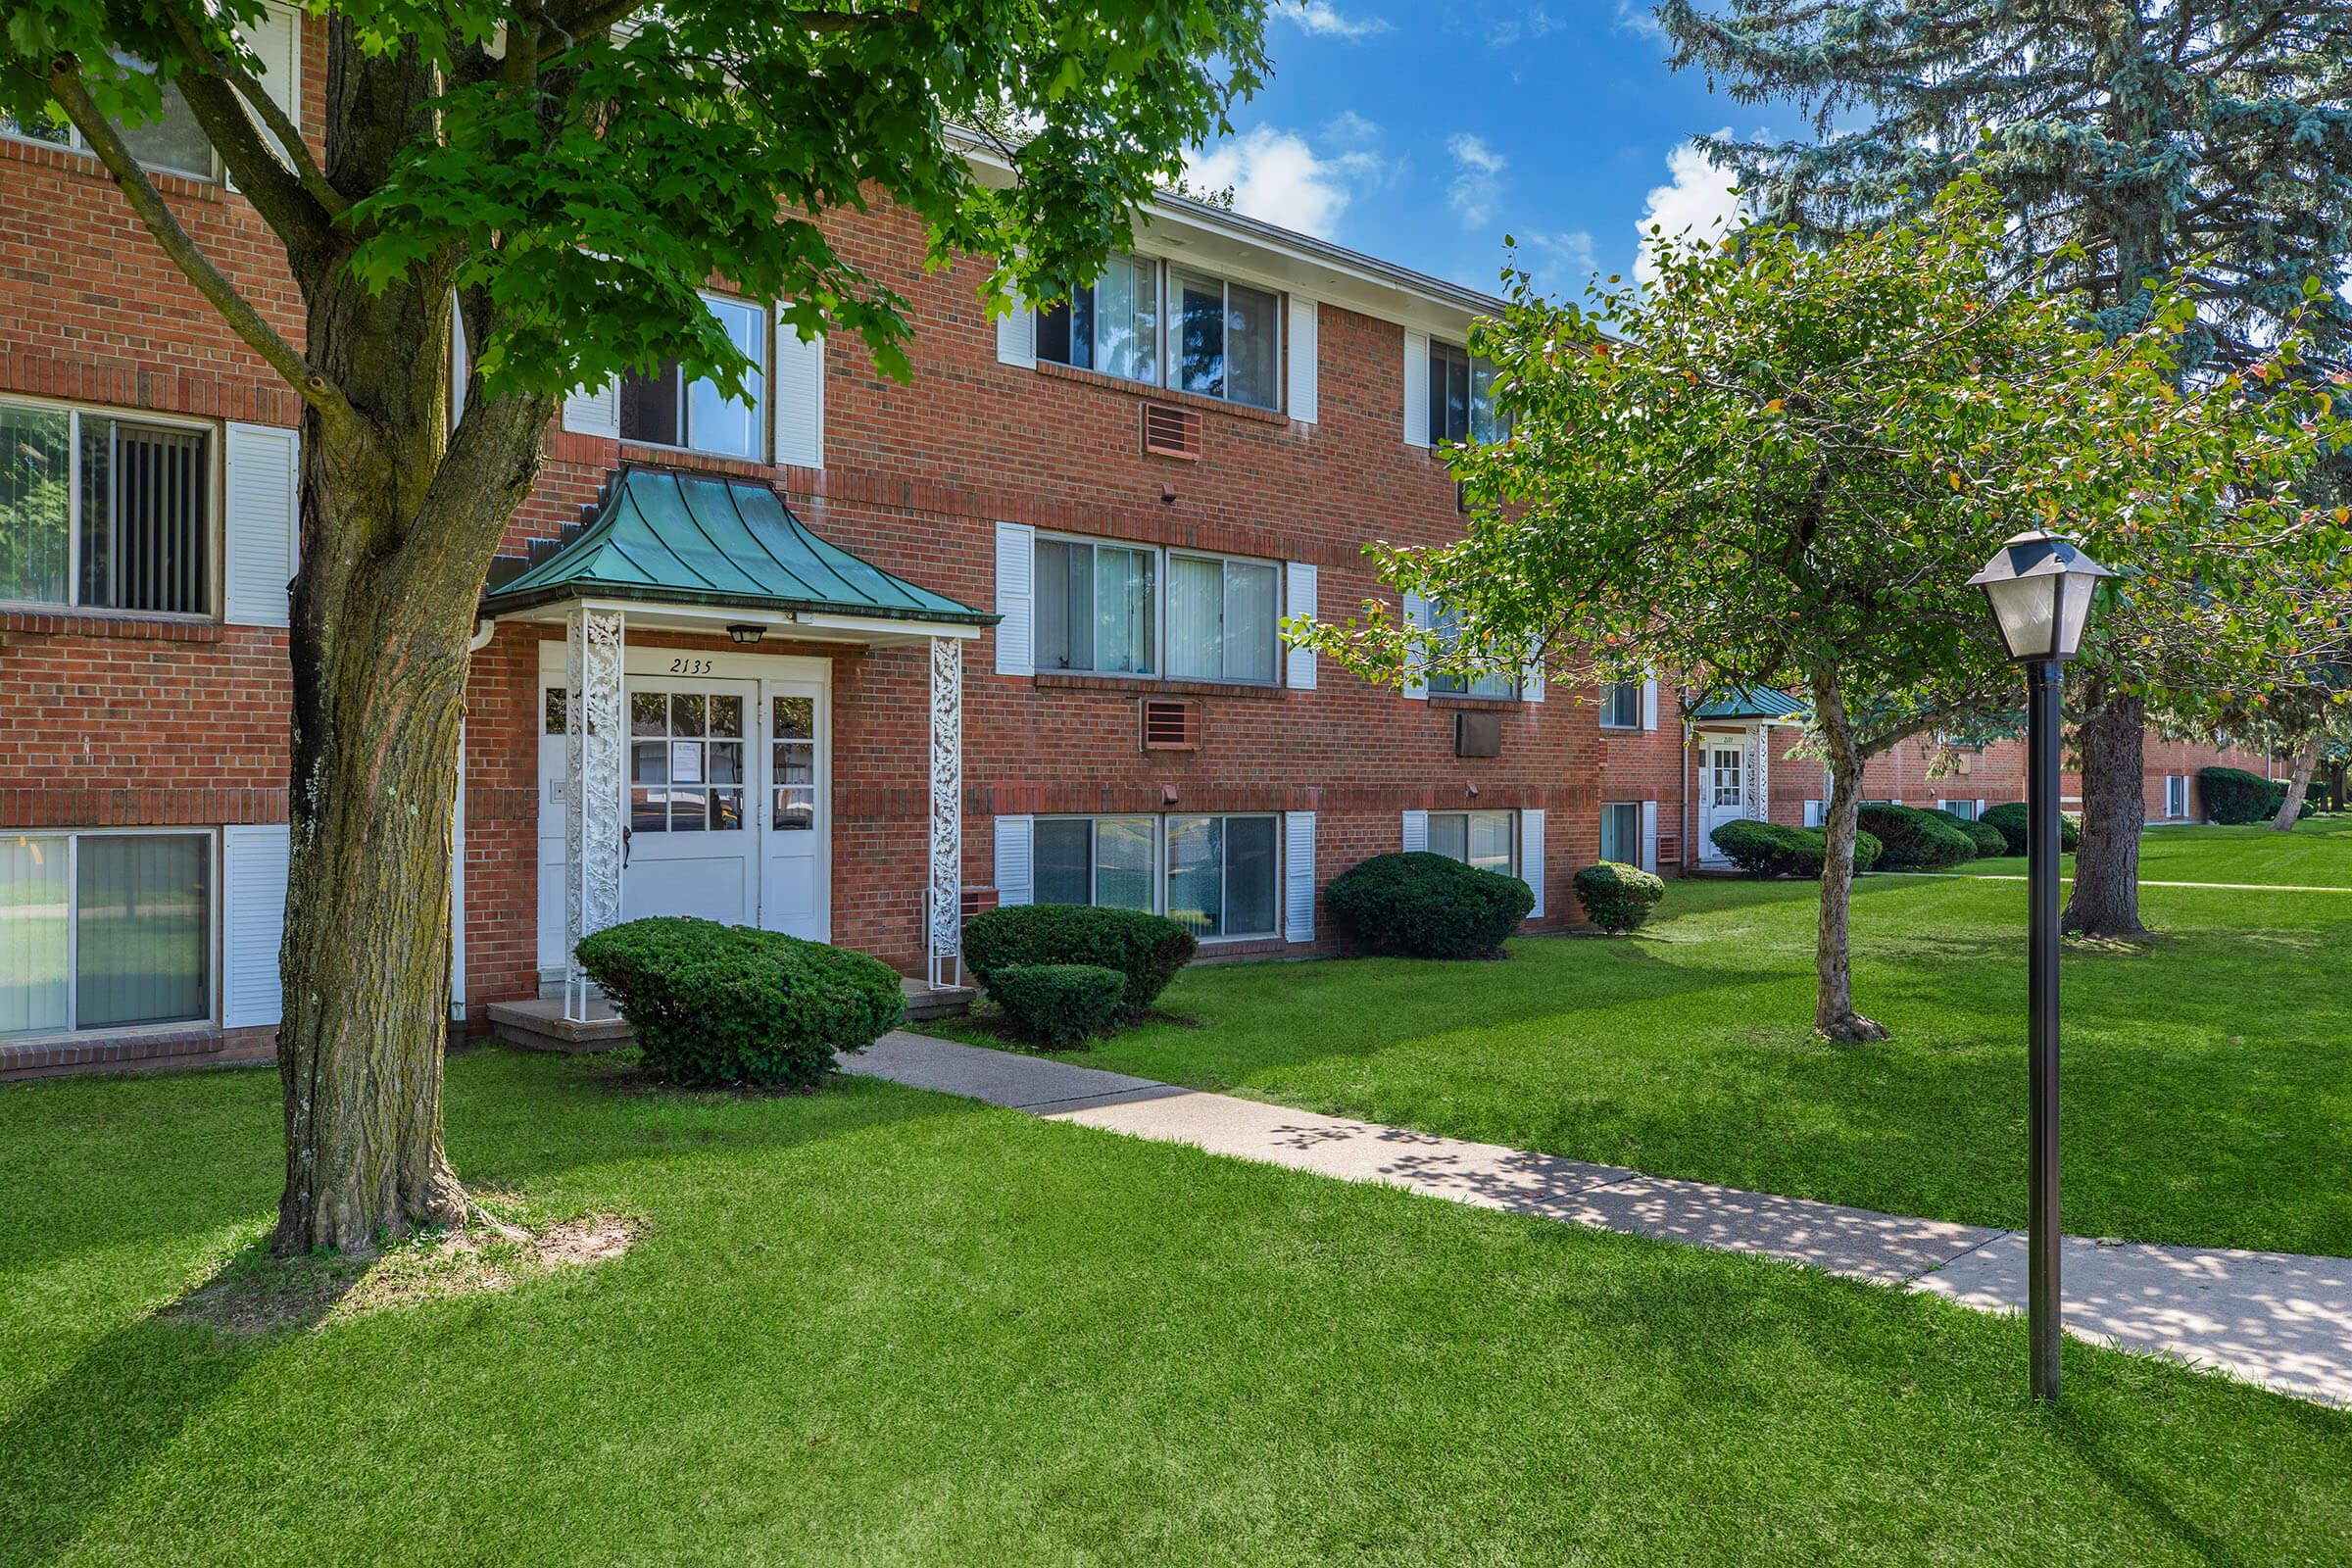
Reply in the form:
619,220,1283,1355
563,604,626,1021
926,635,964,991
1748,724,1771,821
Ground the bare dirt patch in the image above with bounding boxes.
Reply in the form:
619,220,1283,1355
168,1210,645,1336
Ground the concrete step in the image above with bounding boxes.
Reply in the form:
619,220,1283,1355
903,978,977,1022
490,976,973,1054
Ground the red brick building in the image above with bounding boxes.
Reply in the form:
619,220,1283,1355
0,16,2278,1076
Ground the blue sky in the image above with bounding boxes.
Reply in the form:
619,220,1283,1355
1181,1,1784,299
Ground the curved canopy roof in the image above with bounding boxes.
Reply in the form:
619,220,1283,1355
483,467,994,627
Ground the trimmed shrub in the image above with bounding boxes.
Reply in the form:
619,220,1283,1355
574,916,904,1088
1980,802,2080,856
1856,803,1978,871
2200,766,2274,825
1709,819,1884,877
1572,860,1665,933
961,905,1196,1019
986,963,1126,1050
1927,808,2008,859
1325,851,1536,958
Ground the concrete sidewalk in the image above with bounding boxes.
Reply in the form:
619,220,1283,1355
843,1031,2352,1409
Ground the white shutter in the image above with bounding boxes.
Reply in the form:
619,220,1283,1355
1523,656,1544,703
222,420,298,627
1641,801,1660,874
563,378,621,438
997,299,1035,368
773,318,825,469
1400,592,1430,701
1287,296,1319,424
1402,328,1431,447
993,814,1034,906
1285,562,1317,690
1401,808,1429,854
1977,798,1987,818
1641,676,1660,731
223,1,301,177
994,521,1036,676
1519,808,1545,918
221,823,290,1029
1283,811,1316,943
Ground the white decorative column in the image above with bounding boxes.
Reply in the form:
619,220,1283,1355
564,604,626,1020
926,635,964,990
1750,724,1772,821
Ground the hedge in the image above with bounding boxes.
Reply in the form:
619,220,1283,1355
574,917,905,1088
986,963,1127,1050
1927,808,2009,859
1708,818,1884,878
1572,861,1664,933
2199,766,2274,825
962,905,1196,1019
1979,802,2081,856
1855,803,1979,871
1325,852,1535,958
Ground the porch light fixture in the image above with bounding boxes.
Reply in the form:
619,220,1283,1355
727,623,766,647
1967,527,2110,1407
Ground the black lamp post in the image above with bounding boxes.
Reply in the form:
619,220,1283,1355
1968,528,2113,1404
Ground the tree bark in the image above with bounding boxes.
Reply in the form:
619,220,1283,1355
2062,683,2150,939
2272,733,2325,831
1807,666,1888,1042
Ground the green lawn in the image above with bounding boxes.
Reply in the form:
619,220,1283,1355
1948,812,2352,887
3,1051,2350,1566
946,825,2352,1255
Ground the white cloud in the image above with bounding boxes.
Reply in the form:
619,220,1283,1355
1322,109,1381,147
1184,127,1384,240
1446,133,1507,228
1636,134,1745,287
1614,0,1663,39
1486,6,1559,47
1280,1,1391,38
1522,229,1597,295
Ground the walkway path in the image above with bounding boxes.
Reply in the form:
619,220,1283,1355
844,1031,2352,1409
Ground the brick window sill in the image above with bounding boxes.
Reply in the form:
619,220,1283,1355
0,132,224,202
1,609,228,643
1428,694,1522,712
1033,671,1287,702
0,1027,225,1076
1032,361,1292,427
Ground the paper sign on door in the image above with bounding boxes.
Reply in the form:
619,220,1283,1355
671,742,703,783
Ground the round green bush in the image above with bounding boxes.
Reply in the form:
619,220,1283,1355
1855,804,1978,871
1980,802,2082,855
1572,860,1664,933
1325,852,1535,958
985,963,1126,1050
962,905,1196,1019
574,916,905,1088
2199,766,2272,825
1927,808,2008,859
1709,819,1883,877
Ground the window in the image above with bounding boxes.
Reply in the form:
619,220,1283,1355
4,66,215,179
1599,681,1642,728
1939,799,1980,821
1037,538,1155,674
1035,257,1283,411
1166,813,1279,939
1802,799,1826,828
1430,810,1516,875
1035,816,1156,912
1428,340,1504,446
1599,803,1641,865
2166,775,2190,819
3,831,211,1036
771,696,816,831
619,294,766,460
1036,253,1160,386
1427,602,1517,699
0,400,211,614
1169,553,1278,684
627,690,747,834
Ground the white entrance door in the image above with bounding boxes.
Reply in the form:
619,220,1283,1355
622,676,759,926
1700,737,1751,861
759,682,827,942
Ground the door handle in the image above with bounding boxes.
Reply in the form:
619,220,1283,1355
622,825,633,867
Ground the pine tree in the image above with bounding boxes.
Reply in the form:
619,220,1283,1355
1656,0,2352,935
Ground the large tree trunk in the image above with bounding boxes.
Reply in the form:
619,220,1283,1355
2062,683,2150,939
271,261,553,1254
2272,734,2325,831
1806,666,1888,1042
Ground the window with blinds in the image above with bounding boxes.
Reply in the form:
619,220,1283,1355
0,401,211,615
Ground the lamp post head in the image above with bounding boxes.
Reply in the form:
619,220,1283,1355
1968,529,2114,663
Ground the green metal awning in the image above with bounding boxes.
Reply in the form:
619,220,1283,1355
1690,685,1805,721
481,467,995,629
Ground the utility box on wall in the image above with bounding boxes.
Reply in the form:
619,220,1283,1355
1455,711,1501,759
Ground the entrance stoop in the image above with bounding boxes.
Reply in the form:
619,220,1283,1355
902,976,976,1022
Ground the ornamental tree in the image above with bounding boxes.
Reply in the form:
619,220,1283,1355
1654,0,2352,936
1300,178,2337,1042
0,0,1267,1253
